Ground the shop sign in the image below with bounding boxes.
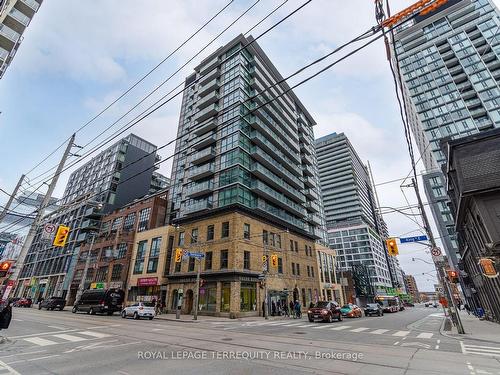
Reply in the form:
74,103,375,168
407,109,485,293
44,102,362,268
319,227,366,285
91,282,106,289
39,279,48,284
137,277,158,286
109,282,123,289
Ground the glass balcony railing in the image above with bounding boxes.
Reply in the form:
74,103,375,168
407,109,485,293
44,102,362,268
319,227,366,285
21,0,40,11
251,180,306,217
194,103,219,123
0,47,8,61
188,163,215,180
0,24,20,43
197,91,219,109
191,147,216,164
250,131,301,176
304,188,319,200
255,199,306,230
186,180,214,197
9,8,30,26
185,199,213,214
251,163,304,203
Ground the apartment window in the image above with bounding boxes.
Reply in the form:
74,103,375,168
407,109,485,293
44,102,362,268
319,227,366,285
243,251,250,270
123,213,136,231
178,232,185,246
111,217,123,231
175,261,181,273
296,264,300,276
291,262,295,275
243,223,250,239
101,221,111,233
207,225,214,241
220,250,228,269
147,237,161,273
95,267,108,282
290,240,293,251
277,257,283,274
222,222,230,238
191,228,198,243
133,240,147,274
111,264,123,281
311,266,315,278
294,241,298,252
137,208,151,232
188,257,195,272
276,234,281,248
115,243,127,259
263,230,269,245
307,266,311,277
205,251,213,270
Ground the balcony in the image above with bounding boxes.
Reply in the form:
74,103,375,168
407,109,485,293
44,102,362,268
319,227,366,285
198,67,219,86
305,200,320,213
20,0,40,11
185,180,214,198
8,8,31,28
194,103,219,123
185,199,213,214
198,78,219,97
0,24,20,48
81,219,100,231
250,180,306,217
303,166,314,177
191,147,216,165
192,132,216,150
0,47,8,63
193,119,217,136
200,55,219,75
251,163,304,203
255,199,306,230
303,176,315,188
304,188,319,200
306,213,322,226
301,153,314,166
197,90,219,110
188,163,215,180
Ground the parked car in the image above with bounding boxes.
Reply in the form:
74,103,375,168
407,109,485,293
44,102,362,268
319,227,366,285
433,302,439,308
39,297,66,311
307,301,343,322
72,288,125,315
424,302,431,307
364,303,384,317
15,298,33,308
340,304,362,318
403,302,415,307
121,302,155,320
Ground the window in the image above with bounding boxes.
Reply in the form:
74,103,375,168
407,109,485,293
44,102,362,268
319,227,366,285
95,266,108,282
147,237,161,273
137,208,151,232
220,250,228,269
221,283,231,312
291,262,295,275
311,266,315,278
123,213,136,231
205,251,213,270
263,230,269,245
221,222,230,238
243,251,250,269
290,240,293,251
114,243,127,259
188,257,195,272
240,282,256,312
276,234,281,248
191,228,198,243
207,225,214,241
277,257,283,274
178,232,185,246
294,241,298,252
133,240,147,274
243,223,250,239
307,265,311,277
296,264,300,276
111,264,123,281
111,217,123,231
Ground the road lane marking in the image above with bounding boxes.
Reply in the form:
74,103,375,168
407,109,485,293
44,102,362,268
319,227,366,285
10,329,79,339
0,350,47,359
23,337,58,346
416,332,434,339
350,327,369,332
0,359,21,375
12,319,23,322
48,326,66,330
296,324,316,328
393,341,400,346
370,329,389,335
393,331,410,337
330,326,351,331
52,333,88,342
77,331,111,339
312,325,329,329
282,323,303,327
267,322,290,326
27,355,60,362
152,328,164,331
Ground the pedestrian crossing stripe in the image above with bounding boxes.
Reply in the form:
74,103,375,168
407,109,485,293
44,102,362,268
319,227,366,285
370,329,389,334
416,332,434,339
52,333,88,342
330,326,351,331
393,331,410,337
461,342,500,357
22,331,112,347
350,327,370,332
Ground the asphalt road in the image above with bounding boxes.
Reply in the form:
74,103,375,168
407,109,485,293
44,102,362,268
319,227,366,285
0,306,499,375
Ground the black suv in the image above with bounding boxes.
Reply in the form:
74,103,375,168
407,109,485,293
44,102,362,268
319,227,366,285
39,297,66,311
364,303,384,317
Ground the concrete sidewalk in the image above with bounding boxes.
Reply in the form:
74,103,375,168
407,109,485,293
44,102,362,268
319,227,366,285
441,310,500,343
154,313,299,323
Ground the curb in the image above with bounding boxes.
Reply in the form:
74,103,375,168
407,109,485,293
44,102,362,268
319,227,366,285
439,315,500,344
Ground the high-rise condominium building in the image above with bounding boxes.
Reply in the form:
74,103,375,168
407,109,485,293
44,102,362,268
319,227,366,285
392,0,500,266
166,34,324,317
316,132,393,292
0,0,42,79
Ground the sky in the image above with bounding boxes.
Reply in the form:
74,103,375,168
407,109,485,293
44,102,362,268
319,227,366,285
2,0,497,291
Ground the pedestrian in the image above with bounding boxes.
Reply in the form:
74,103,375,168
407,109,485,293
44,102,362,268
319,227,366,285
262,300,266,317
294,300,301,319
289,301,295,319
283,303,289,317
276,300,281,316
0,301,12,343
155,300,161,316
309,301,315,309
271,301,276,316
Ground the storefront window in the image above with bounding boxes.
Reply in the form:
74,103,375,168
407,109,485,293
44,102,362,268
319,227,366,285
199,284,217,312
221,283,231,312
240,282,256,312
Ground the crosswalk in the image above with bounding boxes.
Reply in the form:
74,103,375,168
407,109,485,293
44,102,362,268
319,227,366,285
211,320,437,339
461,341,500,357
20,331,112,347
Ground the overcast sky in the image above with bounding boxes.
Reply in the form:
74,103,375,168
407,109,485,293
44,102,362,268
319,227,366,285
2,0,498,291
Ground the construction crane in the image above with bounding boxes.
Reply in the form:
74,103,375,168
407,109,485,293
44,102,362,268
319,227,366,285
374,0,449,28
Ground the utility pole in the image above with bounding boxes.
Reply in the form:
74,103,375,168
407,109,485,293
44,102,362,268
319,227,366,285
75,234,96,302
0,174,25,223
411,178,465,334
193,258,201,320
9,134,76,294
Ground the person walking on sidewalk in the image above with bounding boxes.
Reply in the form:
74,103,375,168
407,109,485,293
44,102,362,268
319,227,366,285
289,301,295,319
283,302,289,317
294,300,301,319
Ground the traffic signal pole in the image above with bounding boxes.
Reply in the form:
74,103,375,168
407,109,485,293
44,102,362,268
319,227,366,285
411,178,465,334
193,258,201,320
0,174,25,224
9,134,76,295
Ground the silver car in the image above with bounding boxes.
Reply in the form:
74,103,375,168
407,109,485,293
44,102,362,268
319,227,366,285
121,302,155,320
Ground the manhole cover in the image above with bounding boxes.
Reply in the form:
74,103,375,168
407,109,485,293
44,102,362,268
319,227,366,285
222,337,233,341
293,332,306,334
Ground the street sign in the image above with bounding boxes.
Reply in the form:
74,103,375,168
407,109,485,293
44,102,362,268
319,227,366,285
42,223,57,241
400,235,428,243
431,248,442,256
185,252,205,259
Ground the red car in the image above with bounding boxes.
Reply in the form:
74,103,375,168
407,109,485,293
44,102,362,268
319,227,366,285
308,301,343,322
340,303,363,318
15,298,33,308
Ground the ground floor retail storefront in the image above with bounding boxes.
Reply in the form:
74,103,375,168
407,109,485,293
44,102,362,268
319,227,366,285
167,272,319,318
15,274,66,301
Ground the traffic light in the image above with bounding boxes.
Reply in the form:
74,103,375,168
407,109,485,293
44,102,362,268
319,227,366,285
447,270,459,283
479,258,498,278
386,238,399,256
271,254,278,268
262,255,268,262
175,248,183,263
0,261,11,277
53,225,70,247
